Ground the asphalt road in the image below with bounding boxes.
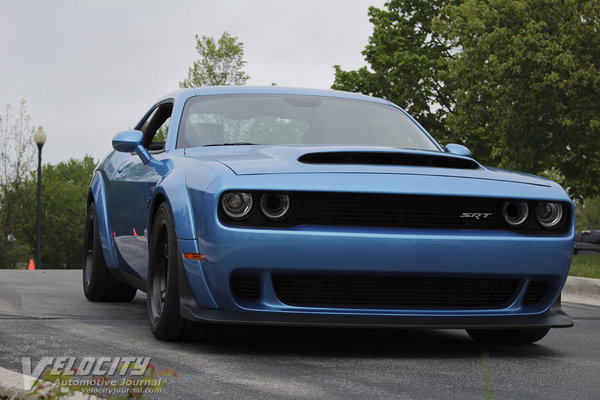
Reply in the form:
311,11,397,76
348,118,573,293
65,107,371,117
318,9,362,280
1,270,599,400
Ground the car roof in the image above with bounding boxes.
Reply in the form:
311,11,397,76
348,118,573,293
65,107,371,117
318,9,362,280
158,86,392,105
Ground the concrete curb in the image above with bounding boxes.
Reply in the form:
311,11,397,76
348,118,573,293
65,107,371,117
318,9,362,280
0,366,30,400
562,276,600,307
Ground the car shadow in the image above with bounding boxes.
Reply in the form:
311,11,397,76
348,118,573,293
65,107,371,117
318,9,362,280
123,293,567,360
182,324,565,360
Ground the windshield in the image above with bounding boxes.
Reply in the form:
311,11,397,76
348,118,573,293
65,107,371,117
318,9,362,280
177,94,440,151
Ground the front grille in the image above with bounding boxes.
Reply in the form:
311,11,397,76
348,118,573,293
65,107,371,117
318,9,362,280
219,191,571,235
230,275,260,301
272,274,520,309
522,280,547,305
288,193,501,229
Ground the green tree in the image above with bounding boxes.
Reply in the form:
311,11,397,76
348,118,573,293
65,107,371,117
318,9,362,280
332,0,456,140
576,196,600,231
14,156,97,268
180,31,250,87
442,0,600,199
333,0,600,199
0,100,36,267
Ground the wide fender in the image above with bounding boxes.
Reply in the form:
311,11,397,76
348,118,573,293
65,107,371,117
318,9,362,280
148,168,196,240
88,172,119,269
149,169,218,309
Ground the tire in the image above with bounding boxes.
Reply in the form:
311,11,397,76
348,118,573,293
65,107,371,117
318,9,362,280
466,328,550,345
147,202,217,341
83,202,137,302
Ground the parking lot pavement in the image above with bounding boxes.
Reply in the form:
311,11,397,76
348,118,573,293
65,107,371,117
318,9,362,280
1,270,599,400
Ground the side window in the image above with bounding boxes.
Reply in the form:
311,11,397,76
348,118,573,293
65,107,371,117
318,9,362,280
150,117,170,150
140,103,173,152
139,108,159,135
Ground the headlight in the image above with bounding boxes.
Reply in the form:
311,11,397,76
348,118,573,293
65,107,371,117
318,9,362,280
260,193,292,220
535,202,564,229
502,201,529,227
221,192,253,219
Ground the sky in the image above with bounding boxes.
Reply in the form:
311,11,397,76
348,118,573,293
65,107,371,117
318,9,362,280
0,0,386,164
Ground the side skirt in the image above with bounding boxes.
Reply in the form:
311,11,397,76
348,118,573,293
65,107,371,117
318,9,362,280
109,268,146,292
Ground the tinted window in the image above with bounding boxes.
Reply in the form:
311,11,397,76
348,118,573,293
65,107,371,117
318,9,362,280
139,103,172,151
151,117,170,150
177,94,439,151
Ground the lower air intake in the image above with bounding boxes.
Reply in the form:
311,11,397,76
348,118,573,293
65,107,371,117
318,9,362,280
230,275,260,301
272,274,520,309
522,280,547,305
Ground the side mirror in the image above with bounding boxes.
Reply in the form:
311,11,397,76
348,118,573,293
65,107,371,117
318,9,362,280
111,129,167,173
444,143,472,157
112,130,144,153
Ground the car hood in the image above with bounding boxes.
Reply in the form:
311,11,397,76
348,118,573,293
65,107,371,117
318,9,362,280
183,145,552,187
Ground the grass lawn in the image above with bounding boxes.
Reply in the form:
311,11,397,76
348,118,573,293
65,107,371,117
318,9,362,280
570,254,600,279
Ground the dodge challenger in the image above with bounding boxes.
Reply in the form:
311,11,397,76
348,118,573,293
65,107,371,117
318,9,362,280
83,86,574,343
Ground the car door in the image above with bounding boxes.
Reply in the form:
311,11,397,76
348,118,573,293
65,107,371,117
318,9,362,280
107,101,173,280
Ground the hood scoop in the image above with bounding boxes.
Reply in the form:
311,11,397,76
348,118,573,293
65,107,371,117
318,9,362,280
298,151,480,170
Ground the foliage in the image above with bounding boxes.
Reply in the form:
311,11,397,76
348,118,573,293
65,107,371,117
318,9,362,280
0,100,95,269
0,100,36,267
333,0,600,199
11,156,97,268
441,0,600,199
30,367,89,399
180,31,249,88
576,196,600,230
332,0,456,140
570,254,600,279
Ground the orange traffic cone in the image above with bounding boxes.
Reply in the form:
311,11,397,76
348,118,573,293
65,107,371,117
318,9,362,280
28,259,35,270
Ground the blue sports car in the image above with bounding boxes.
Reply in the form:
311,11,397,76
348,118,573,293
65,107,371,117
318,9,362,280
84,86,574,343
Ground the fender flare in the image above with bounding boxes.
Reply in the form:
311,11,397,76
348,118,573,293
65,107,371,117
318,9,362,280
88,172,119,269
148,169,217,308
147,169,218,309
148,168,196,241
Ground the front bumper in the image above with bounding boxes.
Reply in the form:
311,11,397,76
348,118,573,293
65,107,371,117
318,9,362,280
179,274,573,328
177,225,574,328
178,173,574,328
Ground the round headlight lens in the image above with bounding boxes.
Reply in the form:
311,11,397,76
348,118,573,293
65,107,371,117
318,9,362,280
536,202,564,229
260,193,292,220
221,192,253,219
502,201,530,227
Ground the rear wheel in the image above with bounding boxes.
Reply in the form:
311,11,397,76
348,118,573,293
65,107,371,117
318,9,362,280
83,202,137,302
147,202,217,341
466,328,550,344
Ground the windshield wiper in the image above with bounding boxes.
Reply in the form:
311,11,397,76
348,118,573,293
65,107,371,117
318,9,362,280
203,142,256,146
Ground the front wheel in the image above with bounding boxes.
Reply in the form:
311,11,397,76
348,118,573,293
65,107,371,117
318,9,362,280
466,328,550,344
147,202,215,341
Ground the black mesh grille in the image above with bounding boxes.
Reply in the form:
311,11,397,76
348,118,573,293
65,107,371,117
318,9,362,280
230,275,260,301
219,191,570,236
522,280,547,305
287,193,501,229
272,274,520,309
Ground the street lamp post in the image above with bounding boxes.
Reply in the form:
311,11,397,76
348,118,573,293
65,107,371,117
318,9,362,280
33,127,47,269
